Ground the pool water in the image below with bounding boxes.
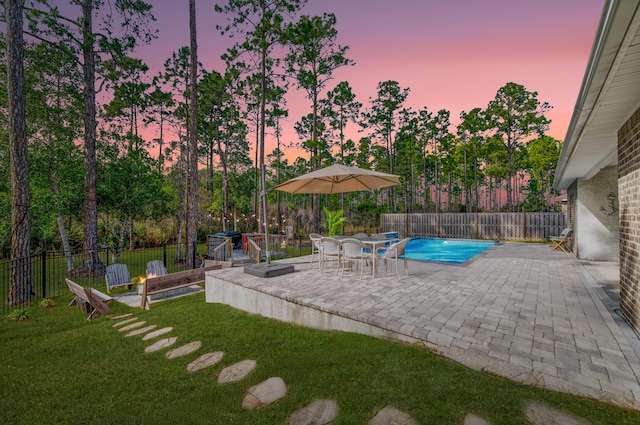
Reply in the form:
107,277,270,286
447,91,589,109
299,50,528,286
405,238,498,264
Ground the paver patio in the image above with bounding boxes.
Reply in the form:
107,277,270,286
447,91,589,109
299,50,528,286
205,242,640,409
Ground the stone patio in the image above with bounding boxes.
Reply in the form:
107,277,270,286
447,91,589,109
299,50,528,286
204,242,640,409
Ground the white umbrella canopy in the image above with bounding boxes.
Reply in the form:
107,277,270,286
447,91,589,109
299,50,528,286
272,164,400,194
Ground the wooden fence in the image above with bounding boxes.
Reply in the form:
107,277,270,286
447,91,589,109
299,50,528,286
380,212,566,241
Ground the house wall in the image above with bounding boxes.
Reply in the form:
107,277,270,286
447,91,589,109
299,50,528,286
619,107,640,333
575,166,619,261
566,181,577,254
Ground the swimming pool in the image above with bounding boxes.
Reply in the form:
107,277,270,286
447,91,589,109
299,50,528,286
405,238,498,264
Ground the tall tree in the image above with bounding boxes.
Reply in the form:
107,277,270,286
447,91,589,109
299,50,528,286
102,57,151,152
415,107,434,210
199,70,250,232
187,0,198,268
484,82,551,211
362,81,409,174
457,107,487,213
284,13,354,170
321,81,361,164
216,0,307,239
22,0,157,274
5,0,32,304
24,39,84,269
145,85,174,172
525,135,561,209
155,47,194,260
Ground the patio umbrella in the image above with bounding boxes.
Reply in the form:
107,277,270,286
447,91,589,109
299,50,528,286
272,164,400,194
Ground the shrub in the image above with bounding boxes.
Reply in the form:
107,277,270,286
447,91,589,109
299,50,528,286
7,308,31,321
40,298,56,309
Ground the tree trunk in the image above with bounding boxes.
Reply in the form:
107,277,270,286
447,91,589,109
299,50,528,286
176,207,184,261
6,0,33,305
57,215,75,272
186,0,199,268
129,219,135,250
158,102,165,172
218,139,230,232
80,0,103,276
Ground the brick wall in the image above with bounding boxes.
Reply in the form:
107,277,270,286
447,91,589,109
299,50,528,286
618,106,640,333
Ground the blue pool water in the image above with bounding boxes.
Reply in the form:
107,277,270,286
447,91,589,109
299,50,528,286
405,238,498,264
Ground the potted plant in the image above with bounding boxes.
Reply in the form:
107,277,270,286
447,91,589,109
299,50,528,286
322,208,347,236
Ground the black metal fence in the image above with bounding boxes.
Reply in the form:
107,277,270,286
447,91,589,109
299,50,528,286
0,243,202,318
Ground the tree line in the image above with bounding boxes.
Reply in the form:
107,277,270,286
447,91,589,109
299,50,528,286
1,0,560,305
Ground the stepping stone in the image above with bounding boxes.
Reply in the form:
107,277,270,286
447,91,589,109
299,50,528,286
242,377,287,410
524,402,589,425
145,337,178,354
125,325,157,337
142,327,173,341
112,317,137,327
287,399,338,425
110,313,133,320
369,406,417,425
217,359,257,384
187,352,224,372
166,341,202,359
464,413,491,425
118,321,147,332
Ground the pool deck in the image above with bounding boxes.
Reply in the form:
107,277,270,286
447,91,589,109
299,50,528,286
204,242,640,409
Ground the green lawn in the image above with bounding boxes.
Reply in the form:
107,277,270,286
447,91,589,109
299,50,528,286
1,291,639,424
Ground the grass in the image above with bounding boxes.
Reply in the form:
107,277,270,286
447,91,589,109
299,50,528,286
1,292,639,424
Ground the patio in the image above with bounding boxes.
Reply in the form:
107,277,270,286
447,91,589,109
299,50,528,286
205,242,640,409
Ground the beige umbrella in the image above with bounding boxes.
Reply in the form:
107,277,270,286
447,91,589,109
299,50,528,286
272,164,400,194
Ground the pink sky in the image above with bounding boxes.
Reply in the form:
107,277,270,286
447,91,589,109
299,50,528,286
134,0,605,162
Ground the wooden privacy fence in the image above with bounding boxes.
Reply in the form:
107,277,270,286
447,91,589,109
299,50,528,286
381,212,566,241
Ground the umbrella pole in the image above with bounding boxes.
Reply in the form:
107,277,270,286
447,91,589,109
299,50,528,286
261,163,270,264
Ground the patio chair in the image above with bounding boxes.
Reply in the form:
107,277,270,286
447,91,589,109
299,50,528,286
340,238,371,279
146,260,168,277
550,228,573,253
310,233,323,268
320,237,341,273
381,238,411,278
352,232,368,238
105,263,133,294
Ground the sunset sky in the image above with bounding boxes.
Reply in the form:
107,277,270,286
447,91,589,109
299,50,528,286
134,0,605,161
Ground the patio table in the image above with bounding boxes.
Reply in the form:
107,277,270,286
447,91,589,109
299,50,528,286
332,236,396,277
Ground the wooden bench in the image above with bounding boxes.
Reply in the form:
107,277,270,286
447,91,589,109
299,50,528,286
66,278,114,321
140,265,221,309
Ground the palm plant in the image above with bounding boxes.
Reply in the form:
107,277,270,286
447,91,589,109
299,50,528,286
322,208,347,236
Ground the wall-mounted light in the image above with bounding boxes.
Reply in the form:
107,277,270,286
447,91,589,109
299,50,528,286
600,192,618,215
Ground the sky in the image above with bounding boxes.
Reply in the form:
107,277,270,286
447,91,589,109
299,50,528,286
133,0,606,161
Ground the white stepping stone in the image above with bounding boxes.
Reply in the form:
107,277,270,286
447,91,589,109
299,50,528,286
118,321,147,332
369,406,417,425
110,313,133,320
166,340,202,359
217,360,257,384
125,325,157,337
524,402,589,425
464,413,491,425
145,337,178,353
242,377,287,410
287,399,338,425
187,352,224,372
142,327,173,341
112,317,137,327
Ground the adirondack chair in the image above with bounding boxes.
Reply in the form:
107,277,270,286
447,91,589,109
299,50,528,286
105,263,133,294
550,228,573,253
146,260,168,277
